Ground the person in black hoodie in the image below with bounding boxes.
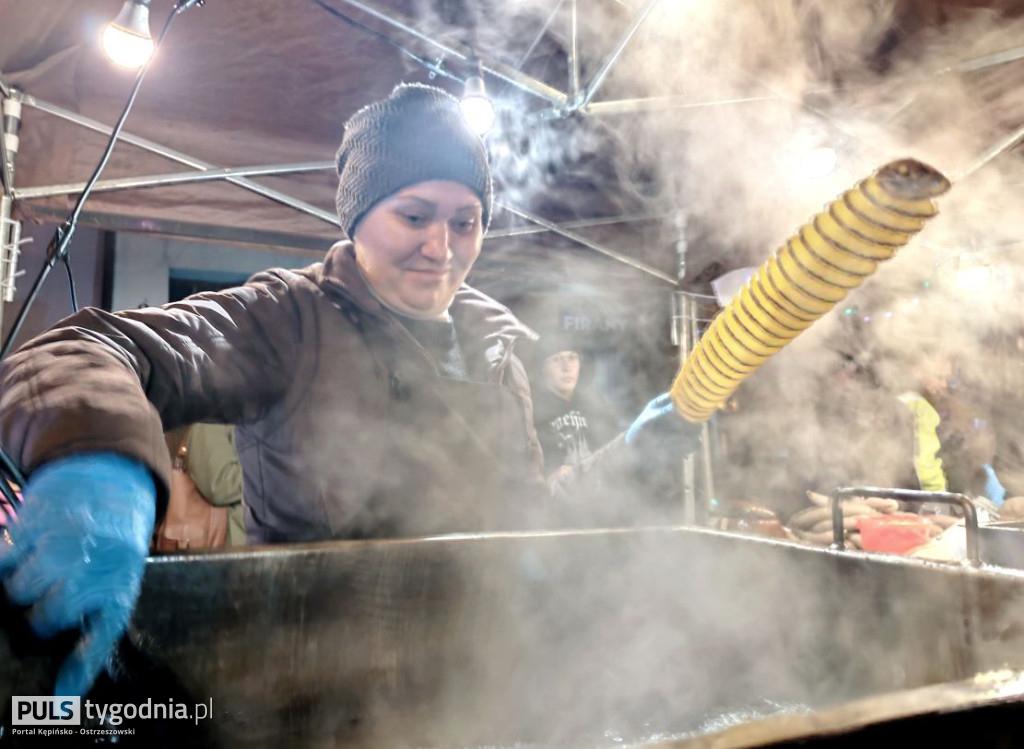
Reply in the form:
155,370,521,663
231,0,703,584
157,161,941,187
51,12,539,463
531,336,618,482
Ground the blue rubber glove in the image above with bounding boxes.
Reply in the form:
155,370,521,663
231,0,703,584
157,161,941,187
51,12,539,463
0,453,156,696
625,392,702,464
983,463,1006,505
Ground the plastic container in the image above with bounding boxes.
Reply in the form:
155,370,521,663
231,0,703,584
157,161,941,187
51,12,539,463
857,513,933,555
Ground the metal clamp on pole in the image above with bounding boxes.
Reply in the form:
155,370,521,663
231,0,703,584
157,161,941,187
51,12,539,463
1,92,20,190
0,209,25,304
672,291,696,524
0,88,23,335
829,487,980,565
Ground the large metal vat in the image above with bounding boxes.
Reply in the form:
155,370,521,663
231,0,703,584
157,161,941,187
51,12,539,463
3,527,1024,747
979,520,1024,570
665,668,1024,747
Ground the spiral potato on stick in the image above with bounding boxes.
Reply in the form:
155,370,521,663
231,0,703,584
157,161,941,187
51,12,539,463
671,158,951,424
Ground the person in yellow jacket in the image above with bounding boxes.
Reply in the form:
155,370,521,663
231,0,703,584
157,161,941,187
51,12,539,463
897,391,947,492
897,356,1001,500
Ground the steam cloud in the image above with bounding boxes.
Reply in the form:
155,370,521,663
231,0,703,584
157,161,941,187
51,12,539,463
308,1,1024,744
442,0,1024,507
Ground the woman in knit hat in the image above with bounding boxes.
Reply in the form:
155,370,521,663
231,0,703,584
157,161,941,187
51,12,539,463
0,83,699,697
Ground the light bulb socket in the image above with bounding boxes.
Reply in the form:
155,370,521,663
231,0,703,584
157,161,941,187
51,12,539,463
463,75,487,101
111,0,154,39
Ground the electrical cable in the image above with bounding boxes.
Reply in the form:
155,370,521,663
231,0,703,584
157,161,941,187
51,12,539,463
0,474,18,511
0,443,22,511
0,0,203,502
0,447,24,488
64,258,78,312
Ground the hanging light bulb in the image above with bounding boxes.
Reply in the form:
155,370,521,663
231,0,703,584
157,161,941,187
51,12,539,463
955,265,991,293
800,145,838,179
460,59,495,136
102,0,155,69
954,251,994,294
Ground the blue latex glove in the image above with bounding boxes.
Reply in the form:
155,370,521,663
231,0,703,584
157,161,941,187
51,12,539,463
983,463,1006,505
0,453,156,696
625,392,702,464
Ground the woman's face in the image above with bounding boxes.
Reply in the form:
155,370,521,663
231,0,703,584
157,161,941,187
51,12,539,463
353,180,484,318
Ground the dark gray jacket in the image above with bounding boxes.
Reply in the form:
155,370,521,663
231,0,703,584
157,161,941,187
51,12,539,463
0,242,554,543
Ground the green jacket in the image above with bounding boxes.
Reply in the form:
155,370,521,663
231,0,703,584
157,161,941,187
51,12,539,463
186,423,246,546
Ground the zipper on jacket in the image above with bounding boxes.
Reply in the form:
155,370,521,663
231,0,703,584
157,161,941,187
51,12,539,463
496,338,517,384
389,372,408,401
325,274,527,385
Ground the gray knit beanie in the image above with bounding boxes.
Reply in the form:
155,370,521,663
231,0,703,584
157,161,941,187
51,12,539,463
335,83,493,239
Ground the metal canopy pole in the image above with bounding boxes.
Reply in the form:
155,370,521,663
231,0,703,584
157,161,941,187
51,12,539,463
672,291,696,524
14,98,674,282
573,0,661,111
497,201,675,284
516,0,565,70
14,161,334,200
954,120,1024,182
14,91,341,227
0,195,13,333
690,295,713,526
569,0,580,98
333,0,568,106
670,286,716,526
0,91,15,191
486,211,669,239
585,94,782,115
0,86,23,335
946,44,1024,74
